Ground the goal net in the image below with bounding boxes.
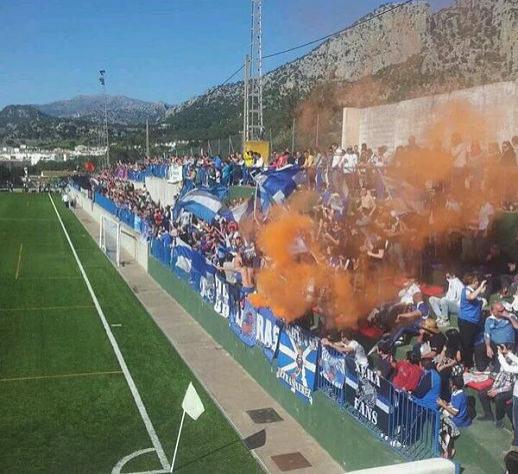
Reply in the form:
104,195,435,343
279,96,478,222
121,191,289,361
99,214,138,267
100,214,121,266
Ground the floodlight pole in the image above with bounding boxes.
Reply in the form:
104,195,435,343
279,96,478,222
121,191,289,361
170,409,186,473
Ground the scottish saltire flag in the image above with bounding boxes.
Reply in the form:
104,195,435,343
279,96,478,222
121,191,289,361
255,307,282,361
320,346,346,390
229,299,256,347
255,165,303,213
173,189,227,223
276,325,319,404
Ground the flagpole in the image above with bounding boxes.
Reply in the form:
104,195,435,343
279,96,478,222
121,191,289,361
170,409,186,473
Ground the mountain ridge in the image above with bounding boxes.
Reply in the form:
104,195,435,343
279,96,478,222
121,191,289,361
34,94,172,125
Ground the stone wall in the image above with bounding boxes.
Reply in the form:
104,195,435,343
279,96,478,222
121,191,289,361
342,80,518,151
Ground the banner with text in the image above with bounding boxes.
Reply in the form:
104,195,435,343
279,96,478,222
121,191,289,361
255,307,282,361
344,357,392,435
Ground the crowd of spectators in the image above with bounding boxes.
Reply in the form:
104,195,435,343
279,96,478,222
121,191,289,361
84,133,518,459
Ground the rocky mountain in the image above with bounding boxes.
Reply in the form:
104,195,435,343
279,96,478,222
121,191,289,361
165,0,517,146
0,104,142,147
35,95,170,125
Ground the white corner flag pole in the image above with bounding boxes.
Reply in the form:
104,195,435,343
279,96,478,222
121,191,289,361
170,382,205,473
170,410,186,473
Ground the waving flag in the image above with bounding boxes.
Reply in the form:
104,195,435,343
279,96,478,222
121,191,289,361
255,165,303,214
228,197,254,223
173,189,227,223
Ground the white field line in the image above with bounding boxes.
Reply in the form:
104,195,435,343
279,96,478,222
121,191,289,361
15,243,23,280
48,194,170,472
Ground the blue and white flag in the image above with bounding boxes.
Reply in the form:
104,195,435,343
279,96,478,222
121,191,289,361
213,275,230,318
174,189,226,223
229,299,256,347
255,165,303,213
228,196,254,223
255,307,282,361
201,184,229,201
276,325,319,404
171,239,192,280
319,346,346,390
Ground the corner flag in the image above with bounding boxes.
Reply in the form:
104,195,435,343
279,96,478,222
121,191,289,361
170,382,205,472
182,382,205,421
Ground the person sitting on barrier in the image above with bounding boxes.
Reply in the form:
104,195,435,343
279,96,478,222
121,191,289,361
321,332,368,367
413,359,441,410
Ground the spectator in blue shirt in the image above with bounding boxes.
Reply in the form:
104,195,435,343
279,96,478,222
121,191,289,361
485,302,518,370
438,376,472,428
458,273,487,368
413,359,441,410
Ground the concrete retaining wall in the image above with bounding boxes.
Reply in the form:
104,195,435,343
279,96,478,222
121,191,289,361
69,188,148,271
349,458,456,474
342,80,518,152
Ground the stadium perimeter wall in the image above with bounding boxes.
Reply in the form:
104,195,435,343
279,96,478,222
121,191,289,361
342,80,518,152
69,188,148,271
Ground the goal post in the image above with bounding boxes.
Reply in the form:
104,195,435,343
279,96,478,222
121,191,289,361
100,214,121,266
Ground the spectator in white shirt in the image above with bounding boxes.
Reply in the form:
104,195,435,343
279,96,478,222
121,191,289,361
429,272,464,327
322,334,369,366
497,346,518,447
398,278,421,305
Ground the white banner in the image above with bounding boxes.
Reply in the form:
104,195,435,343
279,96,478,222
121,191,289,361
168,165,183,184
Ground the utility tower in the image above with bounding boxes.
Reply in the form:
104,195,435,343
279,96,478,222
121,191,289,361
99,70,110,167
145,119,150,158
243,0,264,143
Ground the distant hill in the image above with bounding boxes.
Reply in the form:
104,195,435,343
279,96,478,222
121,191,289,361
0,105,50,126
164,0,517,147
34,95,171,125
0,104,142,148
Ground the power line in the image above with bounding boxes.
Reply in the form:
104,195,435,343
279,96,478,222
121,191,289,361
218,0,416,86
221,65,244,86
263,0,415,59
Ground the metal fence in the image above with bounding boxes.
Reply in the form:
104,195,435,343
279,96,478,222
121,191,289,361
316,354,440,462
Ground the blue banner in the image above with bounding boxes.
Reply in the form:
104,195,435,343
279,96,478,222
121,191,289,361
229,299,256,347
276,325,319,404
213,275,230,318
344,357,392,434
255,307,282,361
320,346,346,389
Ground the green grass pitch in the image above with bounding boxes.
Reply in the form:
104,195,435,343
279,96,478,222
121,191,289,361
0,193,262,474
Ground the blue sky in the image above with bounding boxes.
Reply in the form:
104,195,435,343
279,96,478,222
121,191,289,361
0,0,453,108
